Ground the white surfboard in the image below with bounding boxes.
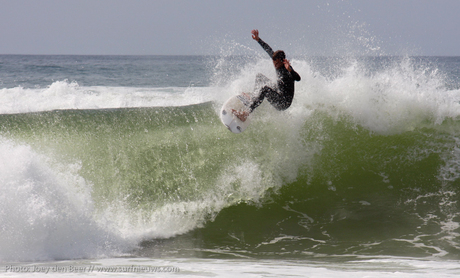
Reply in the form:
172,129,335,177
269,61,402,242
220,93,253,133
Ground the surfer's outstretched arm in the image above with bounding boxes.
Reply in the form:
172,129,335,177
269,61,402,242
251,29,274,58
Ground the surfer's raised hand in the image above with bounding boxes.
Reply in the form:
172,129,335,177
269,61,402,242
251,29,260,41
283,59,292,71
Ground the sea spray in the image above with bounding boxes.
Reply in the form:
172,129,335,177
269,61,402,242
0,139,135,261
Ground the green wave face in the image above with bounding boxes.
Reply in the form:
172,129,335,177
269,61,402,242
2,102,460,259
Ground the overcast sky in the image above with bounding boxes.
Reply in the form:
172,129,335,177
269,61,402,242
1,0,460,56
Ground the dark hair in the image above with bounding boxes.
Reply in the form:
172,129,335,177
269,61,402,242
272,50,285,61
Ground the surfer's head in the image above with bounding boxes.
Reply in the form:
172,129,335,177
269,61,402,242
272,50,285,69
272,50,285,61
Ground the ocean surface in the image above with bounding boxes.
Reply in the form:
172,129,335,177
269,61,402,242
1,54,460,277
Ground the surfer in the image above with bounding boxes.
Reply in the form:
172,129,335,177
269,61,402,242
233,29,301,122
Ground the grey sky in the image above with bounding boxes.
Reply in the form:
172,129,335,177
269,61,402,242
1,0,459,56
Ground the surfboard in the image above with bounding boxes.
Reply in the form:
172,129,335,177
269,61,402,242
220,93,253,133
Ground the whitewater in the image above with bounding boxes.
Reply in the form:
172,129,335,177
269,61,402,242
1,54,460,277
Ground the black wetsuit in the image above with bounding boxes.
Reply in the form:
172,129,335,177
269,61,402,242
249,38,301,112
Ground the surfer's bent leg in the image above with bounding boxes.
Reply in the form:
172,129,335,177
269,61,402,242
249,74,278,112
249,86,276,112
250,87,292,112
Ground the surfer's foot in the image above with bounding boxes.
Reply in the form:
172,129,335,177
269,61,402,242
242,92,251,99
232,109,249,122
237,93,253,107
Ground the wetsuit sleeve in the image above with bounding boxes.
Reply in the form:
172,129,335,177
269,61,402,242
289,67,301,81
257,38,274,58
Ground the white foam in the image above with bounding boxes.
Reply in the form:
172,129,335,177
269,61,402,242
293,57,460,134
11,257,458,278
212,56,460,136
0,139,136,261
0,80,217,114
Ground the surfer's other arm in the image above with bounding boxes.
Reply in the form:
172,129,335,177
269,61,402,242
284,59,301,80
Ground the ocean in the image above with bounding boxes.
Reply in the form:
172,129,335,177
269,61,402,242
1,54,460,277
